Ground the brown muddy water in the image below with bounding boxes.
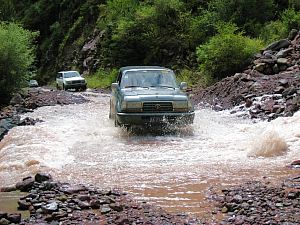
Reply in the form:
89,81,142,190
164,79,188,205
0,92,299,218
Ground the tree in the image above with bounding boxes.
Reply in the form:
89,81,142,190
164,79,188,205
0,22,37,104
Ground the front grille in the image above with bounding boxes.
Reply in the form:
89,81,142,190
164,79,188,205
142,102,173,112
71,80,83,84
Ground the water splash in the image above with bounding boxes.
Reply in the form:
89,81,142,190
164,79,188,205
248,129,288,157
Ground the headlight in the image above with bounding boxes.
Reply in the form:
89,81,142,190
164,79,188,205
121,101,142,112
173,101,188,112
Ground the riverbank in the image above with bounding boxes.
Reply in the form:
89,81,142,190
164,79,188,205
0,173,202,225
0,172,299,224
0,88,88,141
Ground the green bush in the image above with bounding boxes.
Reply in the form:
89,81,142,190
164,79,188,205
260,8,300,44
85,68,118,89
0,22,37,104
196,23,264,81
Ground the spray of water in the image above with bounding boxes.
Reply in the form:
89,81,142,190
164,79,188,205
248,129,288,157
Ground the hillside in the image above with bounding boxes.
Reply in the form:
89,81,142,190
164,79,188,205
192,30,300,121
1,0,299,84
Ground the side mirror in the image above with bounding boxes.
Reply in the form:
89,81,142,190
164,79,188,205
111,83,118,90
179,82,187,90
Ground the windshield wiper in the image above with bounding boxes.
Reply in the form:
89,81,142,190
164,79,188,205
124,85,140,88
150,85,175,89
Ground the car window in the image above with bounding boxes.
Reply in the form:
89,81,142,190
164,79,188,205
120,70,177,88
63,71,81,78
57,73,62,78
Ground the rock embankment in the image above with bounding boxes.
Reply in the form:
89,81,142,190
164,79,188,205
192,30,300,121
215,177,300,225
0,173,201,225
0,88,88,141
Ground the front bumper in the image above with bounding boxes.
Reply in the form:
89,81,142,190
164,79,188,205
116,111,195,126
65,83,86,89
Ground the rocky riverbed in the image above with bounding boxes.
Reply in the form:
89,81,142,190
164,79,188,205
0,173,201,225
0,173,299,224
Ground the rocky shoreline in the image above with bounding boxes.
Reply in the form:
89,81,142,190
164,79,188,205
0,88,88,141
0,173,201,225
192,30,300,121
0,173,299,224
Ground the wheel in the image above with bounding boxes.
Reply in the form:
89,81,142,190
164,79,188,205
56,84,59,90
109,101,112,119
114,113,120,127
63,84,67,91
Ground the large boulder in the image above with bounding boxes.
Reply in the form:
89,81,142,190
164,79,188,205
265,39,290,51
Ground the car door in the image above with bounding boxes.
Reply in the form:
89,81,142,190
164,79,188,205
110,71,123,117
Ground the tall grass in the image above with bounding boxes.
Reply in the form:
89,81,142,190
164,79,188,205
85,68,118,89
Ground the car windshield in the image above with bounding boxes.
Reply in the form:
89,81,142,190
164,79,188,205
121,69,177,88
63,71,80,78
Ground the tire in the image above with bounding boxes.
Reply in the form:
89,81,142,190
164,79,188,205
56,84,59,90
114,113,120,127
63,84,67,91
109,101,112,119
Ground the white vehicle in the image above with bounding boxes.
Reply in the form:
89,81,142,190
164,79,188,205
56,71,87,91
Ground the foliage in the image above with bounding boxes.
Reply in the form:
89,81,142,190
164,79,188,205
0,0,15,21
260,8,300,43
207,0,276,35
0,22,37,103
5,0,300,87
85,68,118,89
196,23,264,81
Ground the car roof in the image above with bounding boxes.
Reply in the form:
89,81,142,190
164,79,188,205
119,66,169,73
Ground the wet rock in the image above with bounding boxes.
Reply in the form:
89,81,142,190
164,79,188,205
7,213,21,223
60,184,88,194
90,199,101,209
265,39,290,51
276,48,293,58
0,212,7,220
35,172,52,183
290,160,300,169
41,202,59,214
100,205,112,214
18,200,31,210
0,218,9,225
16,177,34,192
0,185,17,192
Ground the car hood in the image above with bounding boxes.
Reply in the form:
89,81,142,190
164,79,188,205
122,87,188,101
64,77,85,81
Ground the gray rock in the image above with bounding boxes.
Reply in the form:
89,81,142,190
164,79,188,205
277,58,289,65
7,213,21,223
254,63,266,73
265,39,290,51
16,177,34,192
35,172,52,183
0,218,9,225
288,29,298,40
100,205,111,214
41,202,58,214
276,48,293,58
18,200,31,210
0,212,7,220
10,93,24,106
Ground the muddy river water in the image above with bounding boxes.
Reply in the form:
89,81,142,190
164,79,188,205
0,93,299,218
